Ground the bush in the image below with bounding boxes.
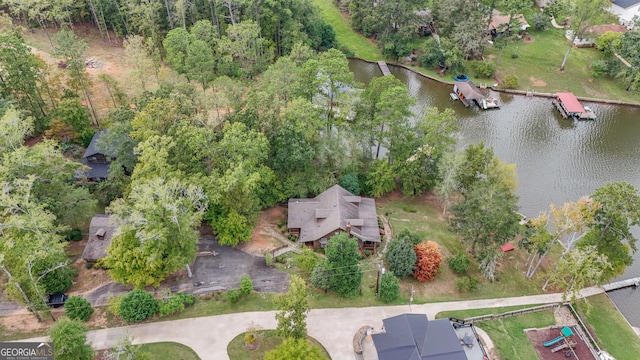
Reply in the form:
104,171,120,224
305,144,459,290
37,256,77,294
455,276,479,293
227,288,242,304
531,13,549,31
412,241,442,282
179,292,196,307
310,261,330,290
64,228,83,241
448,253,471,275
590,60,609,78
469,60,496,79
158,296,185,316
386,231,418,278
379,272,400,303
296,248,319,273
240,274,253,296
265,253,273,267
106,294,122,317
119,289,158,323
502,74,519,89
338,173,361,195
65,296,93,322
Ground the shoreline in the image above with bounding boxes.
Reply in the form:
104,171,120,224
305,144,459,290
352,57,640,108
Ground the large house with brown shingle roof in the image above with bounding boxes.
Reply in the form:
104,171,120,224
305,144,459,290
287,185,381,251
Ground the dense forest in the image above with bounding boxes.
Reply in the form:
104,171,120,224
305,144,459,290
1,0,639,318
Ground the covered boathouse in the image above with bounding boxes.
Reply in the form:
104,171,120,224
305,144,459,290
553,92,596,120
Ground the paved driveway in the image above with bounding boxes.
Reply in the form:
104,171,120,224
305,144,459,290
172,235,290,294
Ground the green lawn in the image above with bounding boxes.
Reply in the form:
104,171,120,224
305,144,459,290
377,196,556,303
310,0,383,60
575,294,640,360
227,330,330,359
160,292,278,321
437,307,555,360
137,342,200,360
483,27,640,103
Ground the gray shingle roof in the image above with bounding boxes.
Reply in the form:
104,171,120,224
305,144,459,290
81,215,119,262
288,185,380,243
373,314,469,360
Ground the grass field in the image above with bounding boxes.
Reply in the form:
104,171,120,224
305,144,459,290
484,27,640,103
310,0,383,60
227,330,330,359
575,294,640,360
377,195,557,303
437,307,556,360
138,342,200,360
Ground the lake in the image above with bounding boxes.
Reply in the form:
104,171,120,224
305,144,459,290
349,59,640,327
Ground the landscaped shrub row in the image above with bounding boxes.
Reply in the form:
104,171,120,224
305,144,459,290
112,289,197,323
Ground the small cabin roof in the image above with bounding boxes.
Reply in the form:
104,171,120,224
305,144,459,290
556,92,585,113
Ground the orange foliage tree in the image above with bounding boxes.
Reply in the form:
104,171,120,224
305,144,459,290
412,241,442,282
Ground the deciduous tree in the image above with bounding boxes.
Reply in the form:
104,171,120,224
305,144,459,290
104,177,207,288
49,318,93,360
559,0,611,71
325,233,362,298
579,182,640,279
275,275,309,339
264,338,325,360
449,180,520,255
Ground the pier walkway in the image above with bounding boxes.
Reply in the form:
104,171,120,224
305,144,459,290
602,277,640,292
377,61,391,76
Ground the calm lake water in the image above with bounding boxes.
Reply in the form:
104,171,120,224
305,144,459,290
348,59,640,327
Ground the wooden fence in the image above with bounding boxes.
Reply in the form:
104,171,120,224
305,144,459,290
463,303,560,324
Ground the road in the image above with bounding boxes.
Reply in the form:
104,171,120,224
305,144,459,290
15,287,605,360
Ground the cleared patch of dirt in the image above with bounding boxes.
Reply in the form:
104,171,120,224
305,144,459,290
0,312,54,334
238,206,288,257
523,36,535,43
67,259,113,296
529,76,548,87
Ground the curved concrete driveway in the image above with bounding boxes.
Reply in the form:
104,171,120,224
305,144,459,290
17,287,604,360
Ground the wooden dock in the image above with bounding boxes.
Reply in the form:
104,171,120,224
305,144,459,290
602,277,640,292
377,61,391,76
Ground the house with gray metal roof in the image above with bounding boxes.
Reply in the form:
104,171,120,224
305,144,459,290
287,184,381,250
373,314,472,360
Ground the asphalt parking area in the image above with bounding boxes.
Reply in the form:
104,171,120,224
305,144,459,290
176,235,290,295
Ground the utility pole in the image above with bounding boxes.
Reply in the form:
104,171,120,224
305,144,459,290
375,261,385,297
409,286,415,312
